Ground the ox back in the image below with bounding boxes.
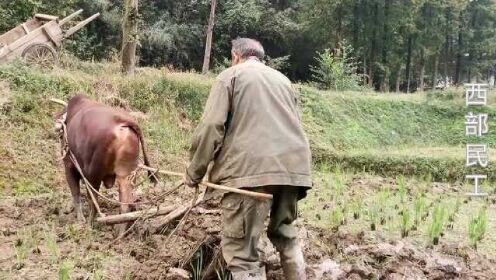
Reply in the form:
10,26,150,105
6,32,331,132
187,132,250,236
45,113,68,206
62,94,155,234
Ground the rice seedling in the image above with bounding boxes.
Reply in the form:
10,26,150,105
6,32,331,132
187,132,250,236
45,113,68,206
330,206,345,232
190,246,204,280
453,198,462,213
377,186,390,213
429,204,447,245
44,228,59,264
123,272,133,280
59,261,73,280
413,195,427,229
397,176,408,204
469,206,488,250
14,228,38,265
367,203,379,231
215,258,233,280
93,269,105,280
446,199,461,229
351,197,362,220
332,169,347,199
400,206,411,238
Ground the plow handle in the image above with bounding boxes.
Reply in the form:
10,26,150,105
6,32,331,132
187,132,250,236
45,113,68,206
138,164,273,200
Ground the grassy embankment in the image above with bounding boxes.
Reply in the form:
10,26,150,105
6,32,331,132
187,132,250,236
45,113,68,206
1,61,495,198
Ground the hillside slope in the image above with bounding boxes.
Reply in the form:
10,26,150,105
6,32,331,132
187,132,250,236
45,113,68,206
1,62,495,197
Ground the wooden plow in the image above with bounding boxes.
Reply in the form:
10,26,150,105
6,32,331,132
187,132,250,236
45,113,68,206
94,166,272,226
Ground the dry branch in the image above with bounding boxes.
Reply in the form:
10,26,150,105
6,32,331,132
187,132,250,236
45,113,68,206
97,205,176,225
153,194,204,234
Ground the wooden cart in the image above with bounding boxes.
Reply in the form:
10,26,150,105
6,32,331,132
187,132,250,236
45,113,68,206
0,10,100,67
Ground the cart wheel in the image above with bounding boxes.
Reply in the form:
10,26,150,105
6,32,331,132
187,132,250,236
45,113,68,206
22,43,58,68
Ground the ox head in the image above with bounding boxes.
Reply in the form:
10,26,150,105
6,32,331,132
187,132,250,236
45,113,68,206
50,94,91,125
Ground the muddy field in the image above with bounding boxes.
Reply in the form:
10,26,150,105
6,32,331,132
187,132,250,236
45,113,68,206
1,170,496,280
0,65,495,279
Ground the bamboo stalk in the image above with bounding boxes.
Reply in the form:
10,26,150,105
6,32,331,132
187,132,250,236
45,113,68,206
97,205,176,225
138,164,273,200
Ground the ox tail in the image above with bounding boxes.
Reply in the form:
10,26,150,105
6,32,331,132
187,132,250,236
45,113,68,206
127,122,158,185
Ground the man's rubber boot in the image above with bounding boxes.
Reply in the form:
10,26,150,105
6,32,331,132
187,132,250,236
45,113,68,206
279,243,307,280
231,267,267,280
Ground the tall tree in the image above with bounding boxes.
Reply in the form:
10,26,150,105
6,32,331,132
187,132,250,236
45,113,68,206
380,0,391,92
202,0,217,74
4,0,496,88
121,0,139,75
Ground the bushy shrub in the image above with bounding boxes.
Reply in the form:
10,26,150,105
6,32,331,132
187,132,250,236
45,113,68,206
310,42,363,91
266,55,291,72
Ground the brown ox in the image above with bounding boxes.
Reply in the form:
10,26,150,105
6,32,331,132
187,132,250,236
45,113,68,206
61,94,156,231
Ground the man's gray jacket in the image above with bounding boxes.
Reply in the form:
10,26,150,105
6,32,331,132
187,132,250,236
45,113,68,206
186,59,312,190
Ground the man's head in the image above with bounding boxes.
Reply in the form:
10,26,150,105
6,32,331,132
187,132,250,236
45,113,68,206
231,38,265,66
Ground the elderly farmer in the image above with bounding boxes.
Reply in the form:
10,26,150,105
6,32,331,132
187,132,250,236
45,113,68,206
184,38,312,280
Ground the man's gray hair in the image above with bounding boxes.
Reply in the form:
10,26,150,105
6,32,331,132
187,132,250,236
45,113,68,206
231,38,265,60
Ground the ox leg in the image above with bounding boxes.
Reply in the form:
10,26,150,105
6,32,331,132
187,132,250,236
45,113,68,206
65,165,85,223
116,175,133,236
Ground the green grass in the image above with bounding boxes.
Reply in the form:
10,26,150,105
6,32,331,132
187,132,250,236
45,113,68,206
469,206,489,249
58,261,73,280
1,60,495,198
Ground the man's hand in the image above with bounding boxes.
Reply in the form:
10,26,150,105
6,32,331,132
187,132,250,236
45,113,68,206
183,172,199,189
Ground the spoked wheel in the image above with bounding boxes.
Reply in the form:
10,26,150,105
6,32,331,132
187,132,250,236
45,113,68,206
22,43,58,68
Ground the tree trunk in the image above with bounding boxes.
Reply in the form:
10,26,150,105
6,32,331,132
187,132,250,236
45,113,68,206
454,11,463,85
405,35,413,93
382,69,390,93
444,9,450,87
454,29,463,85
202,0,217,74
363,55,367,85
352,2,360,48
395,66,401,92
444,43,449,87
490,68,495,87
432,55,439,89
419,63,425,92
369,2,379,88
369,2,379,87
380,0,391,92
419,49,425,92
121,0,139,75
336,4,343,43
